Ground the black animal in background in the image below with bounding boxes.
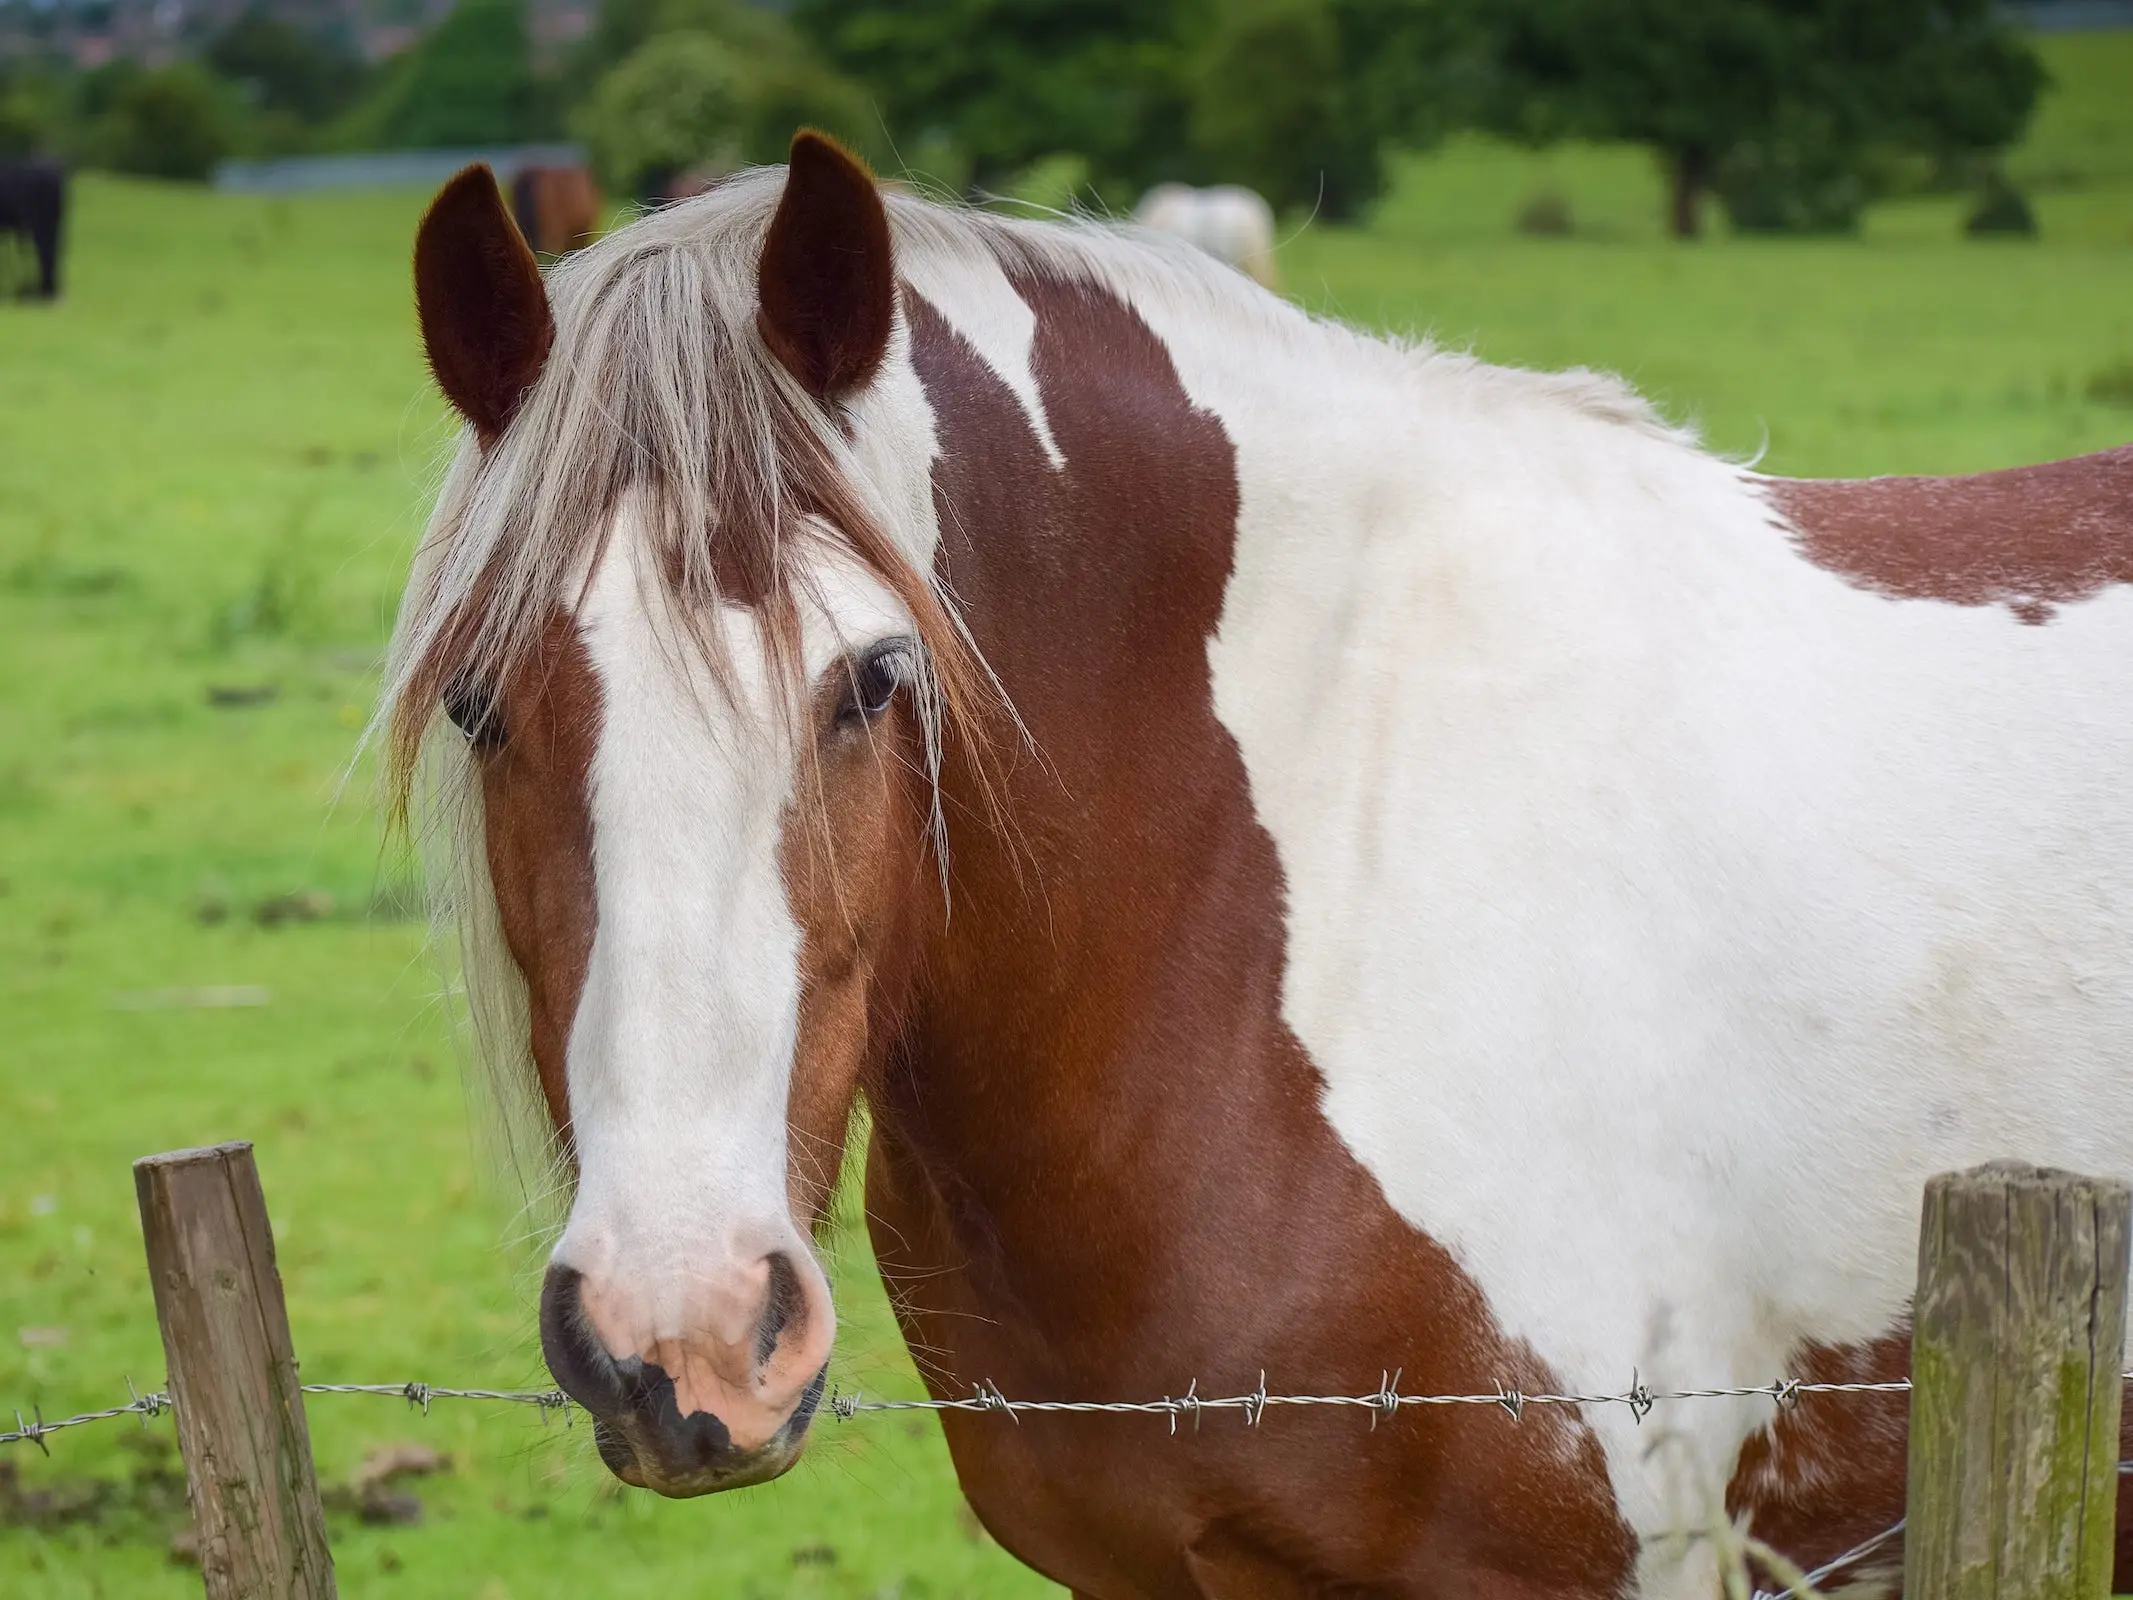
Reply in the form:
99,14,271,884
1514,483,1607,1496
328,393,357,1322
0,160,65,299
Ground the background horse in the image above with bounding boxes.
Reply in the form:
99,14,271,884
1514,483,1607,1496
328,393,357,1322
1133,181,1279,287
389,139,2133,1597
509,163,601,256
0,159,65,300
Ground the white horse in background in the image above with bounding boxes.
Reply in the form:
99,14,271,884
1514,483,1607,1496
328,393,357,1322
1133,182,1279,288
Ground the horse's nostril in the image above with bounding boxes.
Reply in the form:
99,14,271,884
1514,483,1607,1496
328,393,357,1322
539,1264,629,1416
755,1251,804,1367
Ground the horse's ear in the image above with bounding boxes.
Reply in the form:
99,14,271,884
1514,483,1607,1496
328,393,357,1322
414,164,555,444
758,131,894,400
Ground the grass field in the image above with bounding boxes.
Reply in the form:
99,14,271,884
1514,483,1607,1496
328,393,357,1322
4,30,2132,1599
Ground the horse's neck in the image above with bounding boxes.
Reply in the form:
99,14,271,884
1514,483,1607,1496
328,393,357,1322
867,262,1416,1353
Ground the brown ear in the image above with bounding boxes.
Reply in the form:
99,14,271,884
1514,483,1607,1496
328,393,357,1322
414,164,555,444
758,131,894,399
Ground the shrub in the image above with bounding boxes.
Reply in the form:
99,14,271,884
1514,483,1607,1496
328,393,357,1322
94,66,234,182
2085,360,2133,411
1965,171,2037,237
1514,191,1573,236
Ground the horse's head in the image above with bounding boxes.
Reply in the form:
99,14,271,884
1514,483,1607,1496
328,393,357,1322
395,139,969,1495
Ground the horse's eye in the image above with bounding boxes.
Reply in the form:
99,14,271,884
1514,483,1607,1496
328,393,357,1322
443,673,503,751
836,644,909,728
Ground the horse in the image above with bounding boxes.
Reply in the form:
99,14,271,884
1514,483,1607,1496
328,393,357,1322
1133,181,1279,288
386,134,2133,1597
0,159,65,300
509,163,601,256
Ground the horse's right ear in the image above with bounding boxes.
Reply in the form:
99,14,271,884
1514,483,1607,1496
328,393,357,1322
414,164,554,445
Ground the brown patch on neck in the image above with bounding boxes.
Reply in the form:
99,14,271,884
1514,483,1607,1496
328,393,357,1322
1770,445,2133,623
883,267,1634,1593
477,613,602,1143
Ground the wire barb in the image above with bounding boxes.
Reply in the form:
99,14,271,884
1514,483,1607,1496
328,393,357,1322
1370,1370,1403,1430
1625,1370,1655,1425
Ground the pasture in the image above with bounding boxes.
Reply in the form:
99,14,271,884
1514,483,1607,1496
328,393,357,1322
4,31,2133,1596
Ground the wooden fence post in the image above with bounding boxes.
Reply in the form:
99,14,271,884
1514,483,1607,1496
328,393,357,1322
1903,1161,2129,1600
136,1142,336,1600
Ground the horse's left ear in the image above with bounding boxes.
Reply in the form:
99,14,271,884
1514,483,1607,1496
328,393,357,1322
758,131,894,400
414,164,555,445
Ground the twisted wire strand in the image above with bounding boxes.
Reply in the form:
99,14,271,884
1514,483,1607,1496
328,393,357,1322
2,1381,571,1449
823,1371,1922,1432
10,1369,2127,1452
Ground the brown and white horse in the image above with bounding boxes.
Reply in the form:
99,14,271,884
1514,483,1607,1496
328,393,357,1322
386,137,2133,1598
509,163,602,256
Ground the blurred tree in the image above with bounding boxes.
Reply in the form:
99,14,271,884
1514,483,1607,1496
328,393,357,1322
572,0,880,192
93,64,233,180
352,0,557,148
1470,0,2044,237
206,13,370,125
575,30,742,195
575,0,799,86
573,13,879,199
1189,0,1366,214
794,0,1190,197
0,84,51,158
796,0,1472,211
1331,0,1486,154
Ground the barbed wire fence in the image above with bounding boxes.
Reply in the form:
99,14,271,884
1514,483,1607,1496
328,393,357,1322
10,1365,2124,1600
11,1150,2130,1600
9,1366,1940,1453
0,1365,1937,1599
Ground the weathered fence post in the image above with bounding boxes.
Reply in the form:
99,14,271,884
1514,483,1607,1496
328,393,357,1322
136,1142,336,1600
1903,1161,2129,1600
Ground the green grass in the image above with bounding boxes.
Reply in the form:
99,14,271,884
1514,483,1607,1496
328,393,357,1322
3,31,2132,1595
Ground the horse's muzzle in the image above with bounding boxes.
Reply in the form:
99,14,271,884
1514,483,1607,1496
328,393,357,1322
538,1263,826,1495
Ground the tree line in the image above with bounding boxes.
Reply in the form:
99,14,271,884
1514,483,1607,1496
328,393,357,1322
0,0,2045,236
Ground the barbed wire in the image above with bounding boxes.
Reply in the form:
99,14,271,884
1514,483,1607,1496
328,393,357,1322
7,1366,1944,1453
2,1379,172,1452
297,1382,574,1420
14,1371,2133,1600
14,1366,2133,1453
825,1370,1922,1432
3,1380,573,1452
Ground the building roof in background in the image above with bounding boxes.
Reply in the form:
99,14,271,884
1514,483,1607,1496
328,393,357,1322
214,141,585,190
2008,0,2133,29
